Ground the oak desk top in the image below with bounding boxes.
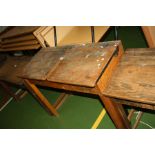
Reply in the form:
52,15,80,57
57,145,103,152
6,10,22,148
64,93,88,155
21,41,119,87
103,48,155,105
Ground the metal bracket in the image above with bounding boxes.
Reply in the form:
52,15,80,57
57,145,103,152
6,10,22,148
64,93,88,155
54,26,57,47
91,26,95,43
114,45,119,56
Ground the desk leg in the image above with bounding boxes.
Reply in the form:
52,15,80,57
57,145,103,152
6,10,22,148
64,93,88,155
0,81,19,101
24,79,59,116
0,92,10,109
54,93,69,110
99,95,131,129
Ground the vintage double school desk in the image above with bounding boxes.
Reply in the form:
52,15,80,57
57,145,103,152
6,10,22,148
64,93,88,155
0,26,109,111
20,40,155,128
20,40,131,128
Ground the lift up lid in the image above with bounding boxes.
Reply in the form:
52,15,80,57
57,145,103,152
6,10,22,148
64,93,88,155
21,41,120,87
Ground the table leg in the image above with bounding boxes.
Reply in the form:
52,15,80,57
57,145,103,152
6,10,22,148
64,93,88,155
99,95,131,129
128,109,135,121
0,81,19,101
132,111,143,129
24,79,59,116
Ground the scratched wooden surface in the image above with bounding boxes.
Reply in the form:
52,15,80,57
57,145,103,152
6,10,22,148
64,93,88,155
1,39,39,48
0,56,32,85
0,26,39,39
46,44,116,87
103,48,155,105
21,41,119,87
125,48,155,56
21,45,73,80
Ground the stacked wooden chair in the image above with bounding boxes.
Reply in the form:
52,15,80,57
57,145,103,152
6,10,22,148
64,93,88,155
0,26,41,52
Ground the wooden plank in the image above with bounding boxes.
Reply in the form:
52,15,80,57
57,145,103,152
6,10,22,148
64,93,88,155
2,34,36,44
41,26,53,37
112,98,155,110
47,43,116,87
33,26,47,47
128,109,135,121
142,26,155,47
0,44,41,52
24,79,98,95
2,39,39,48
97,41,124,92
103,49,155,105
42,26,74,47
94,26,110,42
58,26,109,46
33,27,46,36
0,27,12,37
41,27,54,47
42,26,110,47
0,26,39,39
21,46,70,80
132,111,143,129
53,93,69,110
125,48,155,56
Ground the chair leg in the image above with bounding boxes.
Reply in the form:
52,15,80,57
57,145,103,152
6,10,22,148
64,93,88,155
127,109,144,129
128,109,135,121
54,93,69,110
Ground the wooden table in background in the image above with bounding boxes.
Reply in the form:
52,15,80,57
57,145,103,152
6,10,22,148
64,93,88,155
21,41,131,129
0,55,33,109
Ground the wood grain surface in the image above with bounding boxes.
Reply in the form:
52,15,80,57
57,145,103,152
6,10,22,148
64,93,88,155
47,44,116,87
21,46,72,80
142,26,155,47
21,41,119,87
0,26,39,39
2,34,36,44
2,39,39,48
0,44,41,52
103,48,155,105
125,48,155,56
